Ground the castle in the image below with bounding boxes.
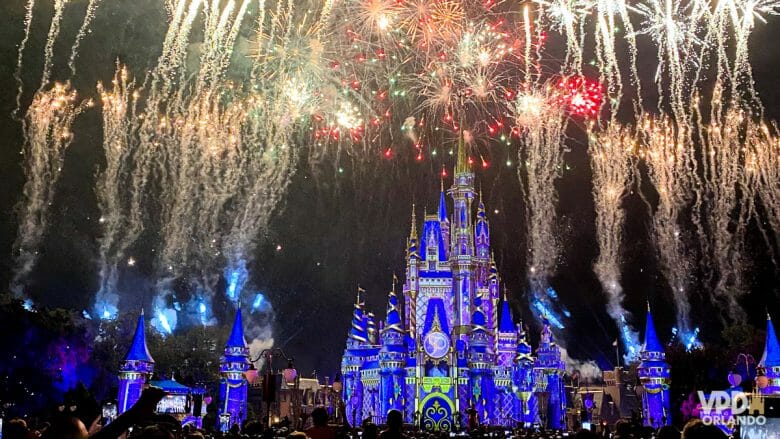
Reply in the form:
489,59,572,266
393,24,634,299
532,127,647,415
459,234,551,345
340,138,569,430
113,138,779,431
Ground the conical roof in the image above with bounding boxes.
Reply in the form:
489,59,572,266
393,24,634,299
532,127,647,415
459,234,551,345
761,313,780,367
642,304,663,353
125,310,154,362
499,298,515,333
226,307,247,348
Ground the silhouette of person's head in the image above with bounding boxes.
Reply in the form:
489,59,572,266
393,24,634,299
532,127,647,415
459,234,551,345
386,409,403,431
311,407,329,427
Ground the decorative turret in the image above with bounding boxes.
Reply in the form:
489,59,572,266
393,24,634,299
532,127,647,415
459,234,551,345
366,312,378,345
515,323,533,364
439,177,450,256
496,293,517,367
475,192,490,260
638,303,671,428
533,318,566,430
118,310,155,414
406,206,420,340
348,295,368,346
380,282,407,417
468,292,495,423
758,312,780,395
218,308,250,428
451,132,476,341
342,288,377,426
408,205,419,260
513,321,536,426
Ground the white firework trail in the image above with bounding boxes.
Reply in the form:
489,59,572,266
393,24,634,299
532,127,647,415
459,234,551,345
11,83,92,295
93,66,140,319
39,0,72,93
68,0,103,76
638,115,697,338
14,0,36,119
589,122,640,358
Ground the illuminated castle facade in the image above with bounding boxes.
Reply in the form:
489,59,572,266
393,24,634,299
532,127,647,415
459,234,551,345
340,140,567,430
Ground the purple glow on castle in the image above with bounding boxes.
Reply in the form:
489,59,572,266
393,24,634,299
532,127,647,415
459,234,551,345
340,138,569,430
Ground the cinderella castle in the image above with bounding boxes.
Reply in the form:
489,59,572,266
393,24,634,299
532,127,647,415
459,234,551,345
340,140,569,430
339,139,695,431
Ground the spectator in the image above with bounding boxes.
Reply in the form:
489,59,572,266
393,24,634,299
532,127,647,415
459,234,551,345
378,409,406,439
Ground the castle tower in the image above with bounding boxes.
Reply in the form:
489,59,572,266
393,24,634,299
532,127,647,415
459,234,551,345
533,318,566,430
638,304,671,428
366,312,378,345
379,283,407,419
118,310,155,414
758,312,780,395
342,291,369,426
496,295,517,367
439,178,450,258
493,293,517,425
451,133,476,341
513,322,536,426
219,308,250,427
468,292,495,424
404,206,420,341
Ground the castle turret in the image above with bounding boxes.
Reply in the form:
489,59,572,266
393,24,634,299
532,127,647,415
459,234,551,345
468,292,495,423
475,193,490,261
496,294,517,367
513,322,536,426
380,283,407,418
405,206,420,340
219,308,250,428
758,312,780,395
439,178,450,257
638,303,671,428
451,133,476,342
366,312,378,345
533,318,566,430
118,310,155,414
342,290,372,426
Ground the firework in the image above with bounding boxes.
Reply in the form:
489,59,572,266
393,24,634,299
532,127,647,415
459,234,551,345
589,122,640,359
11,83,92,295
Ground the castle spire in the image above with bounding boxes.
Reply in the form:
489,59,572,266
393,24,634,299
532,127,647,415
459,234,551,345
761,312,780,367
348,290,368,343
642,303,663,353
384,284,404,333
226,307,247,348
455,128,469,175
410,204,417,240
125,309,154,362
438,177,448,222
499,294,515,333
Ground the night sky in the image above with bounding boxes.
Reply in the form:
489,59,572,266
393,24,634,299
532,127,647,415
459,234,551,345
1,0,780,377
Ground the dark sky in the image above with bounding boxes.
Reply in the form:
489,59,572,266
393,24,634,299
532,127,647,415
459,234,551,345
1,0,779,376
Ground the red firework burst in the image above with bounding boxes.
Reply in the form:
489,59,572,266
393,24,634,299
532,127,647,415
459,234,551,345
556,76,602,118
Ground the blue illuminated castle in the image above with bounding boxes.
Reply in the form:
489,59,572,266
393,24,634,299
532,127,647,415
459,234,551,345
637,304,671,428
341,139,567,430
118,310,155,414
218,308,251,427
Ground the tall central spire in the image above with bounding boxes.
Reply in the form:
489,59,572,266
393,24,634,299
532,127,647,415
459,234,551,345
455,128,469,175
